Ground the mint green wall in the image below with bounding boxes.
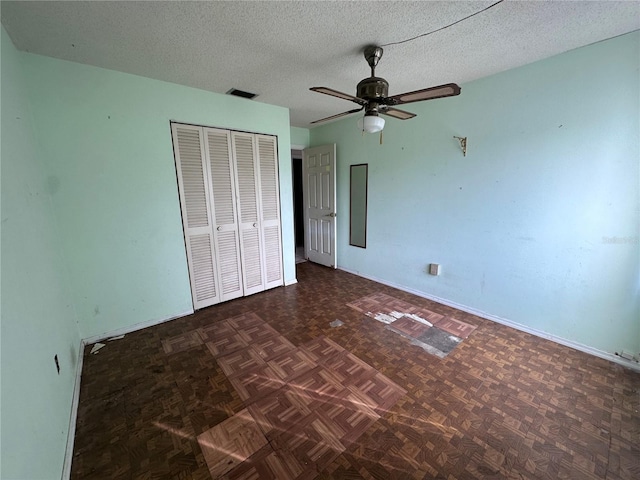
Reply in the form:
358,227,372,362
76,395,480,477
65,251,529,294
20,54,295,340
310,31,640,355
1,28,81,479
290,126,310,147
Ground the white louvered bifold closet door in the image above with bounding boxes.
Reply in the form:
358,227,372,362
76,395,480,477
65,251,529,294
256,135,284,290
203,128,244,302
171,124,221,309
231,132,265,295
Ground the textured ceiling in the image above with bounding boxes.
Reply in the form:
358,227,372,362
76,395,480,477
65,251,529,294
2,1,639,128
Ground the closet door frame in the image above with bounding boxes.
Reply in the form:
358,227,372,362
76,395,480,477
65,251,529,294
172,122,284,310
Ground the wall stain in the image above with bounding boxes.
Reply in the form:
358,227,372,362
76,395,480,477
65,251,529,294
46,176,60,195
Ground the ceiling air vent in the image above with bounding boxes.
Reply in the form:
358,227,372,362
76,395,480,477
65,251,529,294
226,88,258,99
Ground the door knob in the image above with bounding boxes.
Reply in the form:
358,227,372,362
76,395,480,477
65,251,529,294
217,226,221,231
253,223,257,227
327,212,337,218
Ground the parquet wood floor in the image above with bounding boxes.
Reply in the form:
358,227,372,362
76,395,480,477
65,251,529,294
71,262,640,479
177,312,405,479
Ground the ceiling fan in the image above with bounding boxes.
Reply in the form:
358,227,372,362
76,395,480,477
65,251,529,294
310,45,461,133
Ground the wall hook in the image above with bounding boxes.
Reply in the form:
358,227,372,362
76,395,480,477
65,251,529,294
454,136,467,157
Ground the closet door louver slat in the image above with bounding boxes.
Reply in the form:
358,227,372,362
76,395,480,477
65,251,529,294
189,234,217,301
257,136,279,221
204,128,244,302
217,231,242,296
263,225,282,284
171,124,220,309
241,229,263,289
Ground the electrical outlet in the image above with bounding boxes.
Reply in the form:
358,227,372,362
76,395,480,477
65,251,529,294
428,264,440,276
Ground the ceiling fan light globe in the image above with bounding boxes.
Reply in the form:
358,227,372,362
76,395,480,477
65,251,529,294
357,115,385,133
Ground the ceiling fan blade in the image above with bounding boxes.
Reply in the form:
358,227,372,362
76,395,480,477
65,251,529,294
310,87,367,106
310,107,364,124
380,107,416,120
384,83,461,105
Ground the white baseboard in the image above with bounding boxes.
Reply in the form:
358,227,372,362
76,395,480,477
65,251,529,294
61,337,85,480
339,267,640,372
285,278,298,286
83,309,194,345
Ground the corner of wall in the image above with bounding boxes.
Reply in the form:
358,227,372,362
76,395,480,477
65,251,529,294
1,25,83,480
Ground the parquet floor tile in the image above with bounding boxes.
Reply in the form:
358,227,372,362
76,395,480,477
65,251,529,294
314,389,380,446
161,330,203,354
217,348,266,377
247,386,314,436
71,262,640,480
434,316,477,339
235,322,280,344
271,414,347,473
222,444,307,480
346,371,407,415
323,351,377,384
205,333,248,358
228,364,286,404
392,316,432,337
197,409,268,478
227,312,265,330
288,366,345,407
267,349,317,382
299,336,348,364
249,334,297,361
197,320,237,342
414,307,446,325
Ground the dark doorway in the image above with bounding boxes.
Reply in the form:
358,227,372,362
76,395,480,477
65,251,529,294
292,150,305,262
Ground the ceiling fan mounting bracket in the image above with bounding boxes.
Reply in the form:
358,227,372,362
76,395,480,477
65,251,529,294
363,45,384,73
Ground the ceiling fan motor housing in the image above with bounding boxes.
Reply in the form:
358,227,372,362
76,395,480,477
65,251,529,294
356,77,389,101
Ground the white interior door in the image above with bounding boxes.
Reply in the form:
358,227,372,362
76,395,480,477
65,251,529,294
203,128,244,302
303,144,337,268
231,132,265,295
171,124,221,308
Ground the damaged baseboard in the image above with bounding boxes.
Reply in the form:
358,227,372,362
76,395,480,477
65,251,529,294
61,337,85,480
61,308,194,479
339,267,640,373
83,309,194,345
